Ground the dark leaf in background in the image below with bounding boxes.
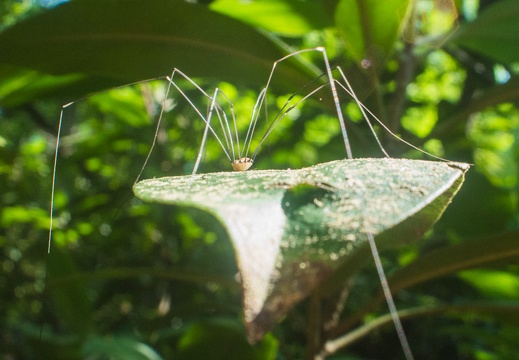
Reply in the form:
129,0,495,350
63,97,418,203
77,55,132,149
0,0,317,106
450,0,519,64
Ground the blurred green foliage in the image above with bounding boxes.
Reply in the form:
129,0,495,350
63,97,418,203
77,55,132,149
0,0,518,359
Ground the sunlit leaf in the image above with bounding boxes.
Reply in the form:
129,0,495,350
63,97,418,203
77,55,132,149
210,0,330,36
134,158,469,341
460,269,519,299
335,0,411,65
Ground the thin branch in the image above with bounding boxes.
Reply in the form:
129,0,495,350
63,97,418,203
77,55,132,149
306,292,322,360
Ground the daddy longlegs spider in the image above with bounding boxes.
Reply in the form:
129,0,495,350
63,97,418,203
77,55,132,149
46,46,447,359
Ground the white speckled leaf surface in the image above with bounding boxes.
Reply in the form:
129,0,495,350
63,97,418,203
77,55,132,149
133,158,469,341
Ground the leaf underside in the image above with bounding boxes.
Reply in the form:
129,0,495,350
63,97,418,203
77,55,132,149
133,158,469,342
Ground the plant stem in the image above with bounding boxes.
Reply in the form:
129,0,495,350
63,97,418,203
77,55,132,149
306,292,322,360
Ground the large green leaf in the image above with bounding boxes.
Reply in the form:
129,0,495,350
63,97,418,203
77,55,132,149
133,158,469,341
210,0,331,36
0,0,316,105
450,0,519,64
335,0,411,65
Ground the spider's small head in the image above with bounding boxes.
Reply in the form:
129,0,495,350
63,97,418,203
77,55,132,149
231,157,253,171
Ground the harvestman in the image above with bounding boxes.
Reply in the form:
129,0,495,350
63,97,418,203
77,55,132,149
47,47,446,359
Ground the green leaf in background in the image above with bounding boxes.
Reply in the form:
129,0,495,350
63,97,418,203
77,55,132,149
82,336,164,360
177,318,278,360
460,269,519,299
210,0,331,37
47,247,93,338
450,0,519,64
133,158,469,341
0,0,316,105
335,0,412,65
340,229,519,327
0,64,88,107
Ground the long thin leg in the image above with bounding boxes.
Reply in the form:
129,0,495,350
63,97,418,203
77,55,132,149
250,82,330,160
242,88,267,159
245,47,448,163
247,73,329,160
192,87,221,176
244,47,355,162
133,75,175,185
334,67,450,162
239,47,425,359
41,102,68,341
318,47,353,159
47,75,181,277
367,233,415,360
332,67,390,158
50,70,241,256
137,68,247,179
47,103,70,254
44,78,168,337
166,70,235,163
210,89,240,161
